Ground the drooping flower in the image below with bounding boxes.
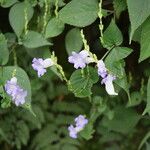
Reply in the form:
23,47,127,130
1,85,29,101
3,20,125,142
75,115,88,129
5,77,27,106
68,50,93,69
32,58,54,77
68,115,88,139
101,74,118,95
97,60,107,78
97,60,118,96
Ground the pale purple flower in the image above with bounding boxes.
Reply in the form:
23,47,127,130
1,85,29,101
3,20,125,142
68,125,77,139
32,58,54,77
97,60,118,96
5,77,19,96
12,88,27,106
68,115,88,139
101,74,118,95
75,115,88,129
68,50,93,69
97,60,107,78
5,77,27,106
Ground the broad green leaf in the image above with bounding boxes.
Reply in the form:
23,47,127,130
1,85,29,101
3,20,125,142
139,17,150,62
0,34,9,65
9,1,34,37
115,73,130,101
68,67,99,98
113,0,127,18
0,66,31,105
143,77,150,115
101,106,140,134
59,0,98,27
127,0,150,42
65,28,83,55
105,47,133,76
103,20,123,48
45,18,65,38
1,0,18,8
132,26,142,43
22,31,52,48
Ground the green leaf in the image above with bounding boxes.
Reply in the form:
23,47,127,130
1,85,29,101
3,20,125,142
113,0,127,18
59,0,98,27
126,92,142,107
68,67,99,98
139,17,150,62
45,18,65,38
9,1,34,37
101,106,140,134
1,0,18,8
143,77,150,115
127,0,150,42
105,47,133,76
0,66,32,105
22,31,52,48
65,28,83,55
103,20,123,48
80,123,94,140
0,34,9,65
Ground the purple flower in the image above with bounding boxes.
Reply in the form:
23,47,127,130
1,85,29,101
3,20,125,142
97,60,107,78
12,88,27,106
5,77,19,96
5,77,27,106
68,115,88,139
101,74,118,95
75,115,88,129
32,58,54,77
68,125,77,139
68,50,93,69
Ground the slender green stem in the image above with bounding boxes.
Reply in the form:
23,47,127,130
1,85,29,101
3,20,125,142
55,0,59,18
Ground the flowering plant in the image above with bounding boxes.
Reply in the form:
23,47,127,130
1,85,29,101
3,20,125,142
0,0,150,149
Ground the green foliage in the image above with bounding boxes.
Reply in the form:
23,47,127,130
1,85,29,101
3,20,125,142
59,0,98,27
68,67,99,98
65,28,83,55
0,0,150,149
139,17,150,62
0,34,9,65
22,31,52,48
113,0,127,18
9,1,34,37
0,0,18,8
127,0,150,42
103,20,123,49
45,17,65,38
101,106,140,134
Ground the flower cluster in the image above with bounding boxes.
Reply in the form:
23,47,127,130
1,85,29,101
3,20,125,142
68,50,118,96
5,77,27,106
97,60,118,95
32,58,54,77
68,115,88,139
68,50,94,69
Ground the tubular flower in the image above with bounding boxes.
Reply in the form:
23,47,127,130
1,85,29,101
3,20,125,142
97,60,118,96
32,58,54,77
5,77,27,106
68,115,88,139
68,50,94,69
